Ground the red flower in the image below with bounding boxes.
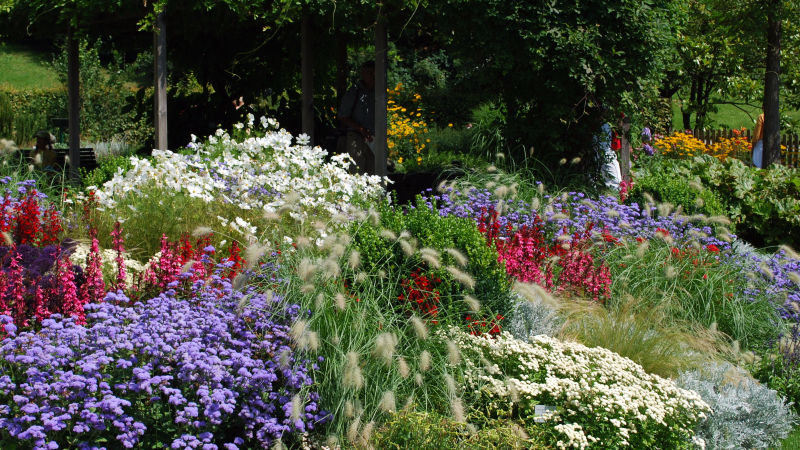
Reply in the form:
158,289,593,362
706,244,719,253
611,131,622,151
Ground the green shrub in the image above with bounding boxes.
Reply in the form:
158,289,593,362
469,102,506,161
51,39,150,146
353,197,513,323
630,156,727,219
0,91,12,138
632,155,800,248
82,153,136,189
426,125,472,154
12,111,47,147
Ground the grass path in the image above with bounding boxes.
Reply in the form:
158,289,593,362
0,41,60,91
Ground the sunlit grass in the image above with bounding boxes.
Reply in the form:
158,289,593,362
0,42,60,91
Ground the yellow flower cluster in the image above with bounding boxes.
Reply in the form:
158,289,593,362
653,130,752,161
387,83,429,166
708,135,751,161
652,132,707,159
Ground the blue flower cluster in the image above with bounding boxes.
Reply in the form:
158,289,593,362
0,276,328,449
422,188,731,249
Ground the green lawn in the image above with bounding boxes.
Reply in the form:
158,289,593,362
671,97,800,131
0,41,60,91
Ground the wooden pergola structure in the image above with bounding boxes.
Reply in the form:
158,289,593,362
299,12,389,177
67,9,388,181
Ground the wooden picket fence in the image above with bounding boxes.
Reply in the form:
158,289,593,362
686,128,800,168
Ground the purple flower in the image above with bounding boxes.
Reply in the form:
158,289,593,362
0,265,328,448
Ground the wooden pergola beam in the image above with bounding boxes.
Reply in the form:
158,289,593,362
154,11,168,150
373,18,388,177
301,13,314,142
67,26,81,183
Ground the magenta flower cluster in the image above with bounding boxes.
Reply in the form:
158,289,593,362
0,275,328,449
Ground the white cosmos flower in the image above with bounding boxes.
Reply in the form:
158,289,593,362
92,121,388,238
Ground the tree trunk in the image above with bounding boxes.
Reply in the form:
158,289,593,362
763,0,782,167
67,27,81,184
695,76,707,129
682,78,696,130
154,11,168,150
301,13,314,143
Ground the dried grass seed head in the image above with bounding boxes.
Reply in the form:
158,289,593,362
447,340,461,365
399,239,415,257
335,292,347,311
245,242,269,269
420,247,441,268
451,397,465,423
379,391,396,413
419,350,432,372
397,357,410,378
463,295,481,313
290,394,303,422
380,229,398,241
446,265,475,290
411,316,428,340
348,250,361,270
444,248,468,267
343,351,364,390
779,245,800,261
298,258,316,282
374,333,398,364
192,226,214,237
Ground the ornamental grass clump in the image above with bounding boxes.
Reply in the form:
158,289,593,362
558,295,726,378
604,236,781,350
0,272,327,449
446,327,711,449
263,202,516,444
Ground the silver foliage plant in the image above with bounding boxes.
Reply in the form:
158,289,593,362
677,362,796,449
506,294,563,341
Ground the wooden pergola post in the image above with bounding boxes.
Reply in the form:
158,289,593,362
67,26,81,183
301,13,314,142
373,18,388,177
154,11,168,150
619,117,631,181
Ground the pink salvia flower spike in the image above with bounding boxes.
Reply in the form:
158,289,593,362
111,221,127,291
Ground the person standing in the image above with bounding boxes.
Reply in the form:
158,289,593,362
337,61,375,174
752,112,765,168
31,130,57,170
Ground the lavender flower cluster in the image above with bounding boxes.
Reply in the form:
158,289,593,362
734,249,800,322
0,277,328,449
422,187,731,249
